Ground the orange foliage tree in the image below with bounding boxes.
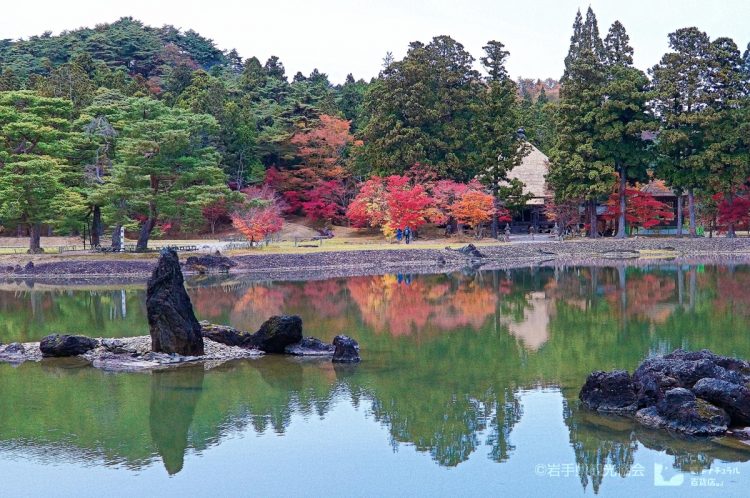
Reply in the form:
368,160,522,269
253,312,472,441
267,115,360,221
230,185,284,243
449,189,498,238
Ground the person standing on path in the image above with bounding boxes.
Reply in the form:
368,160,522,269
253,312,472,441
404,226,412,244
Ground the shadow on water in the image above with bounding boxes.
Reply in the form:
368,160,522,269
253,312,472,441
149,365,205,475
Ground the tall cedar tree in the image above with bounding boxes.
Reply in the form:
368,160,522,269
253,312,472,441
650,28,712,236
548,8,613,238
596,21,655,238
474,41,530,238
361,36,482,180
703,38,749,237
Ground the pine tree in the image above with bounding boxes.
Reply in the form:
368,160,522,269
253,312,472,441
0,91,82,252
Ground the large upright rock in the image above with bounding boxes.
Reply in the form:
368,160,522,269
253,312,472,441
147,249,204,356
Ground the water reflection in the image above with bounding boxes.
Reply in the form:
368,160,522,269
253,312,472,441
150,366,205,475
1,265,750,493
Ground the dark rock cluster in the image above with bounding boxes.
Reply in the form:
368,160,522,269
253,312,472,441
40,334,99,357
184,253,237,273
580,349,750,437
201,317,360,362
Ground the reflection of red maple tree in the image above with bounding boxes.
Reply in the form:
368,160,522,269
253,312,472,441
347,275,496,336
604,273,677,322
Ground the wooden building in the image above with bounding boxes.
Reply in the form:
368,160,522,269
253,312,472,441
505,144,554,233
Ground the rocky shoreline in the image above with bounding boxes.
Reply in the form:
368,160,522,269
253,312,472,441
2,237,750,283
580,349,750,443
0,335,262,372
0,249,361,372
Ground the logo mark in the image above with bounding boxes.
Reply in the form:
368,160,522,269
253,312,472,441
654,463,684,487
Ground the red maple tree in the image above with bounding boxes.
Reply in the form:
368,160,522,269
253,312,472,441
603,188,674,230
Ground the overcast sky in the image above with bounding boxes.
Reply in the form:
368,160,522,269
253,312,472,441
1,0,748,83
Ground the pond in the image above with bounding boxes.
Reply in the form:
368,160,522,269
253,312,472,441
1,264,750,496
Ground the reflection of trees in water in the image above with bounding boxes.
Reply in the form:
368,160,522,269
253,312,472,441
562,387,750,493
0,290,146,342
4,264,750,486
562,393,638,494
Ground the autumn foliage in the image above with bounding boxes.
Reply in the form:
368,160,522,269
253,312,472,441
713,190,750,234
347,175,433,236
231,185,284,242
449,190,497,237
266,114,359,224
603,188,674,230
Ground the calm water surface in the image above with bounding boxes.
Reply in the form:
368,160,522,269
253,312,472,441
1,264,750,496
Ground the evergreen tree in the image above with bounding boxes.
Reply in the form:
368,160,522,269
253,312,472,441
94,97,230,250
703,37,749,237
548,8,611,238
0,91,83,252
604,21,634,66
651,27,712,236
596,21,654,238
361,36,482,179
474,40,530,237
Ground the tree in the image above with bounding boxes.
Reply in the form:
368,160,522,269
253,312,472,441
301,180,347,224
346,175,433,237
548,8,613,238
270,114,358,221
449,190,496,238
230,185,283,243
713,190,750,235
651,27,713,236
602,188,675,231
702,37,749,237
361,36,482,179
0,91,81,252
474,40,529,237
99,97,230,251
202,197,230,234
595,21,654,238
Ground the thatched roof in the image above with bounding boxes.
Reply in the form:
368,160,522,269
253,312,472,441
506,144,550,205
640,179,679,197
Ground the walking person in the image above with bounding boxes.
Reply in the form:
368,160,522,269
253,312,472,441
396,228,403,243
404,226,412,245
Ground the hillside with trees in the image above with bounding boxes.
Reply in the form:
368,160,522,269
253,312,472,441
2,10,750,252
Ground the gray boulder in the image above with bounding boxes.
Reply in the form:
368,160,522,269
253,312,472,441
248,316,303,353
693,377,750,425
579,370,638,414
200,322,253,347
285,337,335,356
332,335,360,363
635,388,729,436
147,249,204,356
40,334,98,357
